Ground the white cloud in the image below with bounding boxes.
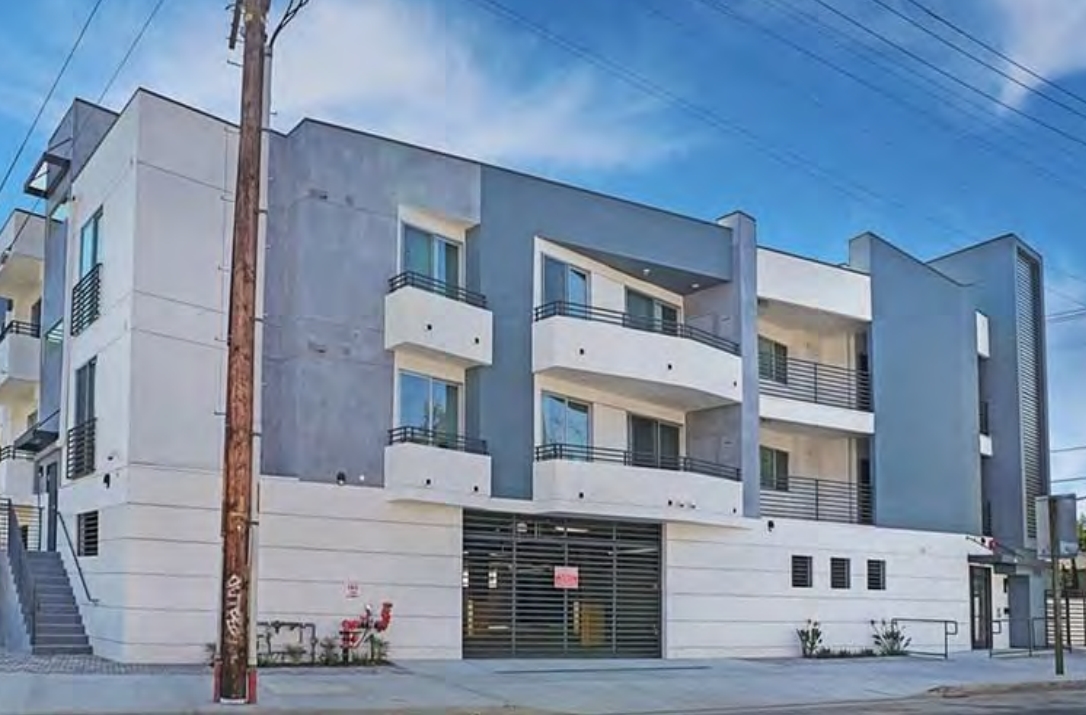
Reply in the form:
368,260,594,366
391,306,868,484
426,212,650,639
108,0,680,172
987,0,1086,109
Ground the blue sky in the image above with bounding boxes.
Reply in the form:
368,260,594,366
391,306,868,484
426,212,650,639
2,0,1086,491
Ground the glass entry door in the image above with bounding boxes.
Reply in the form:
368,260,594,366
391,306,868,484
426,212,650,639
970,566,993,650
629,415,680,470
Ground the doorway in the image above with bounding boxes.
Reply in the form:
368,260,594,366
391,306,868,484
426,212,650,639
970,566,993,649
43,461,58,552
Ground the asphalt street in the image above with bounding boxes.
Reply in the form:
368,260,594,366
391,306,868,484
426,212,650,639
717,690,1086,714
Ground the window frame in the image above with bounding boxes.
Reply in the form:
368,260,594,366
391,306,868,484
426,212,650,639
401,223,462,287
76,510,99,557
73,357,97,428
396,369,463,435
867,559,887,591
830,557,851,590
758,335,789,384
540,392,592,448
628,413,682,468
79,209,102,279
759,445,790,491
541,255,590,307
791,554,813,589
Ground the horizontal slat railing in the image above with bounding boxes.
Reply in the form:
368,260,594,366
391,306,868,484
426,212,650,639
0,321,40,341
760,355,871,411
533,301,740,355
387,271,488,309
67,419,96,478
388,426,489,455
760,475,873,524
71,263,102,336
534,442,741,481
0,500,42,552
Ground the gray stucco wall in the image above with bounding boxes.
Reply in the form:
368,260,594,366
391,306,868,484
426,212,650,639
850,234,981,534
0,552,29,653
261,122,481,484
929,237,1050,551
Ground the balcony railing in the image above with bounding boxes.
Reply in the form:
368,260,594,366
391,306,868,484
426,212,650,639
760,475,873,524
0,445,36,463
66,418,96,478
71,263,102,336
387,271,488,309
979,401,990,436
388,426,488,455
0,321,40,342
759,355,871,411
533,301,740,355
534,442,741,481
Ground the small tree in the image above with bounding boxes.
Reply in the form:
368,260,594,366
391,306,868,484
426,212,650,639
797,620,823,658
871,619,911,656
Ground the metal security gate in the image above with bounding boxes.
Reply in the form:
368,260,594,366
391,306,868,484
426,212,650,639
462,510,661,658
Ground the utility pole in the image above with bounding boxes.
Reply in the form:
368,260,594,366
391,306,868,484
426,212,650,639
1048,495,1065,676
217,0,268,703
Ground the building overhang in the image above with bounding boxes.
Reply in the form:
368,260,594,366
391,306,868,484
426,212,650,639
23,151,70,199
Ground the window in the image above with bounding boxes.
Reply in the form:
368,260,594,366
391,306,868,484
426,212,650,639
867,559,886,591
629,415,681,469
74,358,96,427
626,289,679,334
79,209,101,278
77,511,99,557
402,225,460,287
791,555,813,588
541,394,591,449
398,371,460,435
542,256,589,307
831,558,851,589
760,446,790,491
758,336,788,383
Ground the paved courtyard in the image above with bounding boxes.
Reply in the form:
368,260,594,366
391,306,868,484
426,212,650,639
1,648,1085,714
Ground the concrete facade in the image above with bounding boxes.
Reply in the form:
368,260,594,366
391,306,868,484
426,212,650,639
0,89,1051,663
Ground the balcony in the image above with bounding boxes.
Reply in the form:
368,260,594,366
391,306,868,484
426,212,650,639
760,475,873,524
0,447,36,504
533,443,743,525
532,302,743,411
0,321,40,401
0,211,44,299
383,426,491,506
66,419,96,479
384,272,492,367
71,263,101,337
979,401,992,456
14,410,58,454
759,356,874,434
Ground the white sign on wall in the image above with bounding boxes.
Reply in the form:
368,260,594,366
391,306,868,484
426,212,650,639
346,581,360,599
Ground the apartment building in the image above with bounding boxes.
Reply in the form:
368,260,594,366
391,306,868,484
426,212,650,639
0,89,1049,662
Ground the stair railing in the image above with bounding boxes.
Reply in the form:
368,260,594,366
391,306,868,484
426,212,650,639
5,499,37,643
57,513,97,604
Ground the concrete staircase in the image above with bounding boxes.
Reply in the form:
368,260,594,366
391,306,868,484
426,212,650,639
24,551,91,655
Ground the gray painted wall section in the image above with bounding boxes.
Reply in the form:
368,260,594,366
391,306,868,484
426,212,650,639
474,166,735,499
850,234,981,534
261,123,481,484
0,552,29,653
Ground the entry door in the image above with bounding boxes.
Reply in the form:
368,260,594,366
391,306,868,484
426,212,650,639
44,462,59,552
970,566,993,649
629,415,680,470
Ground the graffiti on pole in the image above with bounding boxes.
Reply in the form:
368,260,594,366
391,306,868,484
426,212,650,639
224,573,245,645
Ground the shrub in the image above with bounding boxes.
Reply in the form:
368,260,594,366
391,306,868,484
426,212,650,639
871,619,911,656
797,619,823,658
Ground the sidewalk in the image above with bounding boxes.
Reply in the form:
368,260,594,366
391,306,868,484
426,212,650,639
2,650,1085,715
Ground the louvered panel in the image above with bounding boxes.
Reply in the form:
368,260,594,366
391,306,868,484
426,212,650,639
1016,250,1044,539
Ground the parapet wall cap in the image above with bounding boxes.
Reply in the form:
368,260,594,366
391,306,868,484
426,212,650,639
716,209,757,224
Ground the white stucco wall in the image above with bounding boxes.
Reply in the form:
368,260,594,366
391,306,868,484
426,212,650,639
757,248,871,322
760,424,856,484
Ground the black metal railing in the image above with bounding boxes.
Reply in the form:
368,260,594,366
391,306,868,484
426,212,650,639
891,618,959,659
58,512,96,603
759,355,871,411
67,418,96,478
534,442,741,481
0,499,42,552
14,410,60,453
3,499,37,643
0,445,36,463
70,263,102,336
760,475,873,524
0,320,40,342
388,426,488,455
533,301,740,355
387,271,488,309
979,401,991,436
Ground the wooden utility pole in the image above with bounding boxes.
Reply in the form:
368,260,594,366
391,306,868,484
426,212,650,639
1049,495,1065,676
217,0,268,703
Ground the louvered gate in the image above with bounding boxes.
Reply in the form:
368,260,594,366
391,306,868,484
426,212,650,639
462,510,662,658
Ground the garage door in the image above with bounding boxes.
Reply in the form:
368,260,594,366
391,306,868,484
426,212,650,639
463,510,661,658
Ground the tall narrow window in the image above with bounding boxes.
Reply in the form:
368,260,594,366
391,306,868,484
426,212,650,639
760,446,790,491
867,560,887,591
792,555,813,588
629,414,681,469
758,336,788,383
626,289,679,334
542,257,589,308
77,511,99,557
398,371,460,437
541,394,591,453
74,358,96,427
831,558,851,589
402,225,460,288
79,210,101,278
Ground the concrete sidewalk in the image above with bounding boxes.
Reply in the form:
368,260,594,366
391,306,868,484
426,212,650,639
2,650,1086,714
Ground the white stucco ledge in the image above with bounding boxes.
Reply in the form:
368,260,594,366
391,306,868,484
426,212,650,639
757,247,871,322
384,285,493,367
976,311,990,358
760,394,875,434
532,458,748,528
384,442,491,506
980,434,993,457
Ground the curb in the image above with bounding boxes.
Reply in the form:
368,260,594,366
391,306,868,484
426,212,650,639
929,679,1086,699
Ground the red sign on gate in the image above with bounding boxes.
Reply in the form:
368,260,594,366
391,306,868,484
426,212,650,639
554,566,579,590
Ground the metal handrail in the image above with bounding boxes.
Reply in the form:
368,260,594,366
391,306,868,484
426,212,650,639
4,499,37,643
890,618,958,659
989,616,1049,658
387,271,488,309
388,426,489,455
759,354,871,411
533,442,741,481
57,512,97,604
70,262,102,336
0,320,40,341
760,475,873,524
532,301,740,355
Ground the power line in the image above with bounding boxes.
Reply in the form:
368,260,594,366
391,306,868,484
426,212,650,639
901,0,1086,111
1053,446,1086,455
866,0,1086,124
809,0,1086,153
0,0,107,202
